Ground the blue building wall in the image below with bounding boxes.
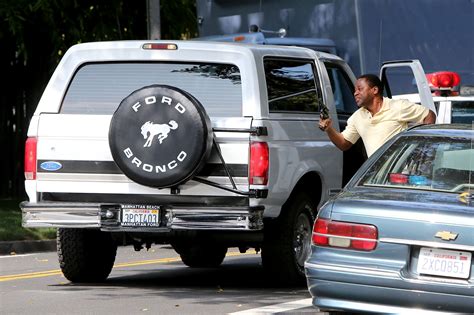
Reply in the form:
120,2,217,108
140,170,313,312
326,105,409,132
197,0,473,87
359,0,473,86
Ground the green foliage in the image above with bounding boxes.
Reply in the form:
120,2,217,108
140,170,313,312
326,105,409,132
0,0,148,68
0,0,197,69
0,0,197,199
161,0,198,39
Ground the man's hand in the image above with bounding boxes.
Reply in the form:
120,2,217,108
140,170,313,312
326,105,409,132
319,117,332,131
318,106,330,131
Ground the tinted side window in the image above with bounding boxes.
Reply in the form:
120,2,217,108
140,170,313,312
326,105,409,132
264,58,321,113
325,63,357,114
451,101,474,123
61,62,242,116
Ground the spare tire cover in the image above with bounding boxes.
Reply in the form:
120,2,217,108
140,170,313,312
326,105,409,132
109,85,213,188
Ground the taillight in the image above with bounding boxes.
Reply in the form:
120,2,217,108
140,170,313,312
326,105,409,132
249,141,269,185
24,137,37,180
312,218,377,251
142,43,178,50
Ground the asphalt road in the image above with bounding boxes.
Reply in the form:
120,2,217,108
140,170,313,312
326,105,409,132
0,245,323,314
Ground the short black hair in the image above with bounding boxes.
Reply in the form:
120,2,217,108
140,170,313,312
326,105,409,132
358,74,384,96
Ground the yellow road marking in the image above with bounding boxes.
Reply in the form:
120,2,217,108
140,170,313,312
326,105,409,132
0,270,63,282
113,256,182,268
0,250,257,282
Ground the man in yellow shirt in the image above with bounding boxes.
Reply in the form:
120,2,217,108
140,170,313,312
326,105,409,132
319,74,436,157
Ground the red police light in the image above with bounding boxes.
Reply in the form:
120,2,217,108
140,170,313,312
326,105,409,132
389,173,408,184
426,71,461,89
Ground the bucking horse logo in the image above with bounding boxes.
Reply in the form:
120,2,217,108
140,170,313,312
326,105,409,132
141,120,178,147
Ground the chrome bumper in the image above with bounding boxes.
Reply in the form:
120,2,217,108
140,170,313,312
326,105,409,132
20,201,264,231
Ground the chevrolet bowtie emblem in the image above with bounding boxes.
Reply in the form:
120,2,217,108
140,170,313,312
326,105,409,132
435,231,458,241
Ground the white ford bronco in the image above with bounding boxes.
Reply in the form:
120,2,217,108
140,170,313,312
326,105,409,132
21,41,434,284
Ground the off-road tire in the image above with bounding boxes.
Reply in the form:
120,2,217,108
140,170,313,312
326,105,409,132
109,85,213,188
57,228,117,283
262,192,316,285
176,245,228,268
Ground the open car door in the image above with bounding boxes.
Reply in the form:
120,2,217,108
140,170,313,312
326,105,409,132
380,60,436,115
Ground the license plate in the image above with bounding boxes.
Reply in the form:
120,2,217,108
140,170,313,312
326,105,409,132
417,247,472,279
121,204,160,227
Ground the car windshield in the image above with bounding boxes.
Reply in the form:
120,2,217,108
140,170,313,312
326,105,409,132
359,135,474,193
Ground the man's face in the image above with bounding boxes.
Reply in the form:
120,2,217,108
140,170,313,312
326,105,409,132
354,78,377,108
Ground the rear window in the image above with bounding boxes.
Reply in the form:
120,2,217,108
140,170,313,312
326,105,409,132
451,101,474,123
359,136,473,192
61,62,242,116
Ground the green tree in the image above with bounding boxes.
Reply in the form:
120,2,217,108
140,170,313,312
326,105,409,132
161,0,198,39
0,0,197,198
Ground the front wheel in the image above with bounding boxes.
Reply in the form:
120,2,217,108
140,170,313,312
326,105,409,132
57,228,117,283
262,192,316,285
174,244,227,268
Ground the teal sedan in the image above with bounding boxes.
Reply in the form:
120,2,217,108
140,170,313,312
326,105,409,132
305,124,474,313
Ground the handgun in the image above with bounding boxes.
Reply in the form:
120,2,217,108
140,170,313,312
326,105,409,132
319,105,330,131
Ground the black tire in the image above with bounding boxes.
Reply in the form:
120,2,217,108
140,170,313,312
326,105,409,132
57,228,117,283
176,245,227,268
108,85,213,188
262,192,316,285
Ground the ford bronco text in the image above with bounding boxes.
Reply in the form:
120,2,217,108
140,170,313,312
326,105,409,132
21,40,434,284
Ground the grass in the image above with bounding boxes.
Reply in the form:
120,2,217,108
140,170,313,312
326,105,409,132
0,199,56,242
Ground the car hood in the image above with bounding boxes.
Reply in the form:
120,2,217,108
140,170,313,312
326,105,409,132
329,187,474,246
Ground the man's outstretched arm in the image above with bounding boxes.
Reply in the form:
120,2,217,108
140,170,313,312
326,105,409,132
319,118,353,151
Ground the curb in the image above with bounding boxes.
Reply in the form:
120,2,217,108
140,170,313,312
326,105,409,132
0,240,57,255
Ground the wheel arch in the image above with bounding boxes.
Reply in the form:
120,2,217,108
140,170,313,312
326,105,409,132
284,171,322,218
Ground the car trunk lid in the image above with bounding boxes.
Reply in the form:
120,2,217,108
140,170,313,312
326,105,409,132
330,188,474,248
35,114,253,200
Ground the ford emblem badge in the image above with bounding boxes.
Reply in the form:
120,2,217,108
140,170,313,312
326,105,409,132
40,161,62,171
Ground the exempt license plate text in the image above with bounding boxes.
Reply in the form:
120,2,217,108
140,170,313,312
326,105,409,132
121,205,159,227
417,247,472,279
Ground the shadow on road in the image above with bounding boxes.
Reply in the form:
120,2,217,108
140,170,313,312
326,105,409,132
50,254,309,305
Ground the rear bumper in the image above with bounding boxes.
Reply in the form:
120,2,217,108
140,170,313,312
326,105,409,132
305,261,474,313
20,201,264,231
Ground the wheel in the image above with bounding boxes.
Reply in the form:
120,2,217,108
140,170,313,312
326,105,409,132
108,85,213,188
175,244,227,268
57,228,117,283
262,192,316,285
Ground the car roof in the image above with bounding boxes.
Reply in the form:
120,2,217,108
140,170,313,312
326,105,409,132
394,89,474,102
195,32,336,47
66,39,338,60
405,124,474,137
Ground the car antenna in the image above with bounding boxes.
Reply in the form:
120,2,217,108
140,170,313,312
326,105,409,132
249,24,287,38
